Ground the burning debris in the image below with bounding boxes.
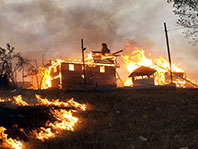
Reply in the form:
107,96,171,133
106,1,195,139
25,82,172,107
122,48,198,88
30,49,121,89
0,95,87,149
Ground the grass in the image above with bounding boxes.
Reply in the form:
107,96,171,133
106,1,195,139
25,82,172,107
1,88,198,148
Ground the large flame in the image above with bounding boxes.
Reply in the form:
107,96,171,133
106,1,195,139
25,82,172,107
32,96,85,141
0,95,87,145
0,126,23,149
33,52,119,90
122,47,198,88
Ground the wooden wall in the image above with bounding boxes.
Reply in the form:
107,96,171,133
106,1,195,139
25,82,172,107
59,63,116,88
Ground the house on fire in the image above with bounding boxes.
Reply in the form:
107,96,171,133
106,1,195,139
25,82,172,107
128,66,190,87
129,66,156,87
31,51,120,89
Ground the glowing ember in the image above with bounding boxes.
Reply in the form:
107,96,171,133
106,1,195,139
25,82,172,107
0,126,23,149
13,95,29,106
0,98,11,102
122,47,198,88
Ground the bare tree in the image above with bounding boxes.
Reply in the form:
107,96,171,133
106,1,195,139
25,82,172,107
0,44,30,88
168,0,198,45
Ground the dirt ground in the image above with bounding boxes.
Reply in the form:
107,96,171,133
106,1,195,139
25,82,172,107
0,88,198,149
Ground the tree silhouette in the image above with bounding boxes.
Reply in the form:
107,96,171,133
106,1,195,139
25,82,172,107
0,44,29,88
168,0,198,45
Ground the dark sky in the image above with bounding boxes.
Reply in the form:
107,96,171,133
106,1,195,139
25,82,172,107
0,0,197,81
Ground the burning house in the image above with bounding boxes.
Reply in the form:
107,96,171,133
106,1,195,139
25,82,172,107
123,48,198,88
128,66,156,87
31,51,120,89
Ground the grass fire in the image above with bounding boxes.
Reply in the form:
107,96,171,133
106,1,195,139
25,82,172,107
0,94,87,149
0,0,198,148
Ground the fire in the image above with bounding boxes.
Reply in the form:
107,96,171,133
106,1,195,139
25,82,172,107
35,94,69,107
32,52,119,90
67,98,86,111
0,126,23,149
35,95,86,111
13,95,29,106
0,98,11,102
122,47,198,88
32,95,86,140
47,109,78,131
32,127,55,141
33,109,79,141
33,95,86,141
0,95,87,143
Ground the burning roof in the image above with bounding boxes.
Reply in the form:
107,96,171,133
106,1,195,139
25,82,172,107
122,48,198,88
30,52,120,90
129,66,156,77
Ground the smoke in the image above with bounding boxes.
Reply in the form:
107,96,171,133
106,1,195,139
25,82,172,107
0,0,197,80
0,0,127,60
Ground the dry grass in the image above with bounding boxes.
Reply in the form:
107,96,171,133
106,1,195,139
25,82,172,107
0,88,198,149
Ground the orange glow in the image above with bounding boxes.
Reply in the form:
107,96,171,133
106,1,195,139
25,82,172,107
33,96,86,141
33,52,119,90
122,47,198,88
13,95,29,106
32,127,56,141
47,109,78,131
67,98,86,111
0,126,23,149
0,95,87,144
35,95,87,110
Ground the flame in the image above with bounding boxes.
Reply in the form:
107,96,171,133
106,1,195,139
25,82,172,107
32,127,55,141
0,126,23,149
35,95,86,110
33,109,79,141
47,109,78,131
33,95,86,141
13,95,29,106
35,94,69,107
122,47,197,88
0,95,87,144
67,98,86,111
33,52,119,90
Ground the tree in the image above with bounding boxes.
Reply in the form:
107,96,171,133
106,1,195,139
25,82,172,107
0,44,28,88
168,0,198,45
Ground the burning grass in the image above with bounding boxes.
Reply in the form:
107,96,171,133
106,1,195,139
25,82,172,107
0,93,87,149
1,88,198,148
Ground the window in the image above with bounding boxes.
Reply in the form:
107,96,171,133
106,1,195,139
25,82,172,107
100,66,105,73
69,64,74,71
